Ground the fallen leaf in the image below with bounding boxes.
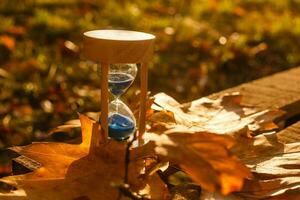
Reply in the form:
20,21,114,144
132,95,155,120
59,40,80,57
48,119,81,135
143,131,252,195
0,35,15,50
201,124,300,199
232,130,300,199
146,92,286,197
0,68,12,79
151,93,284,137
6,26,26,36
0,114,166,200
148,110,176,124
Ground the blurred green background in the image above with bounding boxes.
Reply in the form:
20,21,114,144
0,0,300,149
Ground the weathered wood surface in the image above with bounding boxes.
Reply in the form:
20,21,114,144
207,67,300,199
277,120,300,143
210,67,300,120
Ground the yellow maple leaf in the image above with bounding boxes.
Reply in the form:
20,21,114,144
0,114,166,200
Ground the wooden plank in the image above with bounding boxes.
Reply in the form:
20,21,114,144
210,67,300,120
277,120,300,144
13,155,42,175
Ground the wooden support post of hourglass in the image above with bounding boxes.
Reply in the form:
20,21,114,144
138,62,148,139
83,30,155,141
100,62,109,141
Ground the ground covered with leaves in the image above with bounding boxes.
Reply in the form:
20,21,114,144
1,92,298,200
1,0,300,151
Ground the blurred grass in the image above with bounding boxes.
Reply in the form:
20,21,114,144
0,0,300,148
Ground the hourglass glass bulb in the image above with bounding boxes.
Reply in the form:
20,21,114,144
108,99,136,141
108,64,137,98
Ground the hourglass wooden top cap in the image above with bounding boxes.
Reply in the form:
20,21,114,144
83,30,155,63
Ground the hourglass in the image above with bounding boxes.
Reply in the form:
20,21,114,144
83,30,155,142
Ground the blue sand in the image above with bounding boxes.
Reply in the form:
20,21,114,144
108,73,134,96
108,113,135,141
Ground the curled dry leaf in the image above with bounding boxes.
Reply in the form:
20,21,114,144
145,92,286,198
143,131,252,195
159,94,300,200
203,128,300,199
0,35,15,50
151,93,284,137
0,114,166,200
132,95,155,121
232,127,300,199
47,112,99,136
148,110,176,124
48,119,81,135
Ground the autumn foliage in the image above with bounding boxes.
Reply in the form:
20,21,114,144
1,92,295,200
1,1,300,199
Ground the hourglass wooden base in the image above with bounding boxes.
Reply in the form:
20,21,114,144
83,30,155,142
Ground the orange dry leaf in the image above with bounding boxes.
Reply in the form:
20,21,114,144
146,92,286,197
143,131,252,195
150,93,283,137
0,115,166,200
6,26,26,36
0,35,15,50
233,130,300,199
200,129,300,200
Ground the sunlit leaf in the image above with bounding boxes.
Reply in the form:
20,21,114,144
0,35,15,50
0,115,166,200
